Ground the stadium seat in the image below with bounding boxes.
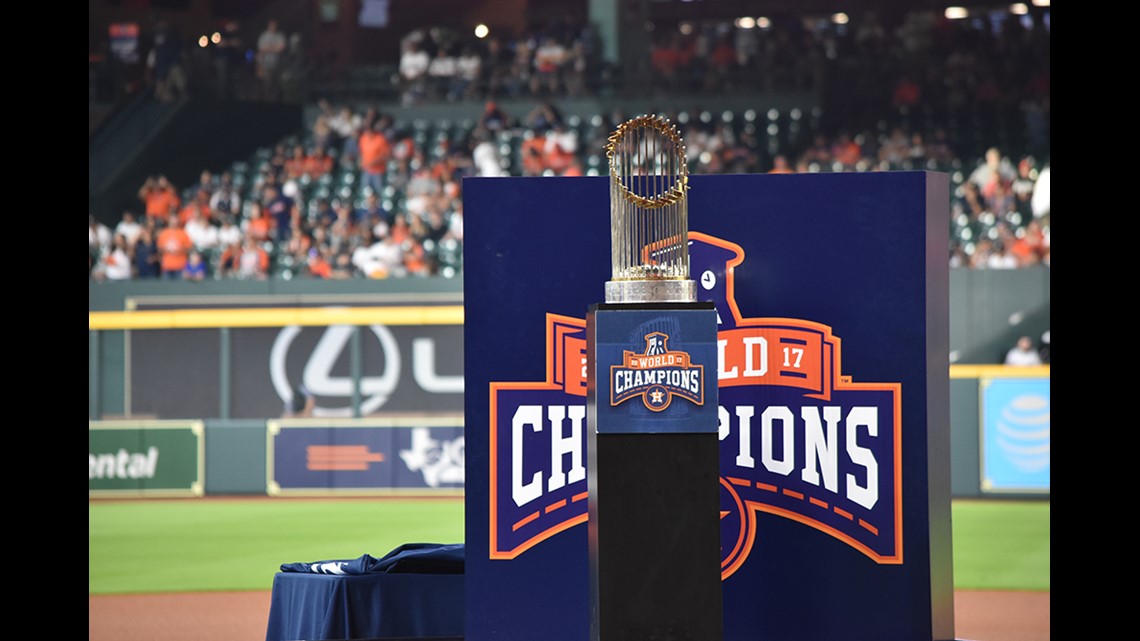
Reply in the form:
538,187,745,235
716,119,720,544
437,238,462,275
786,109,803,148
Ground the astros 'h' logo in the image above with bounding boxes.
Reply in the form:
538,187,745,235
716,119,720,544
611,332,704,412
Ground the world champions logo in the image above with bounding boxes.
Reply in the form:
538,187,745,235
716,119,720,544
488,233,903,576
611,332,704,411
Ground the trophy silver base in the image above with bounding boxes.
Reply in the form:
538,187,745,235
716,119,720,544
605,279,696,304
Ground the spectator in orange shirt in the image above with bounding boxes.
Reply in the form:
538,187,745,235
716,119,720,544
156,213,194,280
1009,219,1047,266
178,199,206,227
139,175,181,220
218,236,270,279
243,202,273,243
402,238,430,275
768,155,794,174
218,240,243,278
520,130,547,176
307,246,332,279
830,133,863,168
542,122,577,175
389,216,412,245
304,146,334,179
284,144,308,180
358,119,392,196
236,236,271,279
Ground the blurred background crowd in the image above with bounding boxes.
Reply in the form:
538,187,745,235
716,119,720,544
89,0,1050,283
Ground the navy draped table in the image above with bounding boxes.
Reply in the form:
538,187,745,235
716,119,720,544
265,544,465,641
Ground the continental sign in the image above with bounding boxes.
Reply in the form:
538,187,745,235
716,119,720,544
88,421,204,497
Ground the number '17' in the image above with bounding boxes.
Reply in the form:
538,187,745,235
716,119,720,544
783,347,804,368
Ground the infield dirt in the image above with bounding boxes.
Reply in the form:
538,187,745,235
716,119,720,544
89,589,1049,641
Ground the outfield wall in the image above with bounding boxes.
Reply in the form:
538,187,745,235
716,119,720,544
90,417,466,498
88,365,1048,500
88,270,1049,499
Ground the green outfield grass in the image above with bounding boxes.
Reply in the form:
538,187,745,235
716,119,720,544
88,497,1048,595
950,498,1050,591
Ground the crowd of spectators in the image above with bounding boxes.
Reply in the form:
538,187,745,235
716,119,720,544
643,10,1050,157
89,92,1049,283
90,16,308,106
92,8,1049,161
394,20,605,107
89,8,1048,282
384,9,1049,159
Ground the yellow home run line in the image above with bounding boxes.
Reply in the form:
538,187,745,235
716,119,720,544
88,305,465,330
948,364,1049,379
86,310,1053,381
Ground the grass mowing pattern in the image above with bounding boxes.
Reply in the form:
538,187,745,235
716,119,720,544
90,497,1047,594
951,499,1049,591
89,498,465,594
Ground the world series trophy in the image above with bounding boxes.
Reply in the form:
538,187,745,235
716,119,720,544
586,115,724,641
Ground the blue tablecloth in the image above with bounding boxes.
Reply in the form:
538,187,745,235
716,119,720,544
266,544,465,641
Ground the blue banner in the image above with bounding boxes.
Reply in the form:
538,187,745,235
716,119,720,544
269,419,464,495
464,172,950,641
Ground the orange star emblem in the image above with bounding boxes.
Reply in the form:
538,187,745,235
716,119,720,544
649,389,665,404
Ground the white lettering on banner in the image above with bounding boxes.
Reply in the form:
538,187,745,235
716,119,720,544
718,336,769,380
546,405,586,493
511,405,586,508
513,405,544,507
88,447,159,479
507,401,880,511
761,406,797,476
717,405,756,468
845,407,879,509
718,404,880,508
802,406,841,494
613,369,702,396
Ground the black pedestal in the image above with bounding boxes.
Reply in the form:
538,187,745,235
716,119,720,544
586,302,723,641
